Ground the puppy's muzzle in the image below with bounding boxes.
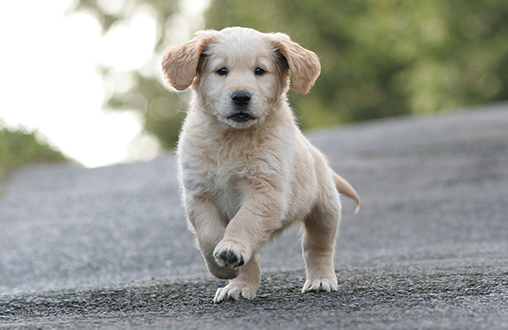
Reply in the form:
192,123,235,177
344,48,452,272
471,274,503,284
228,91,255,123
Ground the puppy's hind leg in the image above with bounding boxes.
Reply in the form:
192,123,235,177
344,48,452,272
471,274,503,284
185,196,239,280
301,186,341,293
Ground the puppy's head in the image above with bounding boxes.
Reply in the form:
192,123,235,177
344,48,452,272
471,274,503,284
162,27,320,129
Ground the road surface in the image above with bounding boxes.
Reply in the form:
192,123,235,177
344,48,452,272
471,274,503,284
0,103,507,329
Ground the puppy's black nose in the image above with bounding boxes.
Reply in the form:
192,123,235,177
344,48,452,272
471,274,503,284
231,91,251,106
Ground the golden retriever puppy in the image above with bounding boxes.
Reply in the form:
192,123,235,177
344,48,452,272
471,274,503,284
162,27,360,303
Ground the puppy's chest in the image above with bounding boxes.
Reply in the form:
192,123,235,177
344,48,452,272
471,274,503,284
181,146,254,212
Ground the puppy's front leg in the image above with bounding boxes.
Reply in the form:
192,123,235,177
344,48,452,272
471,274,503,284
213,178,282,269
212,179,282,302
185,196,239,280
213,253,261,303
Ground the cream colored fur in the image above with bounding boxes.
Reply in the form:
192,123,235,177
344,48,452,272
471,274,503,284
162,27,360,303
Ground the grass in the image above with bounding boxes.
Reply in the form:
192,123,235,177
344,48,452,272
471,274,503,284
0,121,68,179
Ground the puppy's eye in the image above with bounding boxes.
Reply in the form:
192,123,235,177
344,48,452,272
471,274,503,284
255,68,266,76
216,68,228,76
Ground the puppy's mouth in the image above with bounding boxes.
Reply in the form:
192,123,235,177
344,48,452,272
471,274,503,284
227,112,256,123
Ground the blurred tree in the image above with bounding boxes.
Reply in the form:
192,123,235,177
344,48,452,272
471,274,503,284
71,0,187,149
205,0,508,128
74,0,508,147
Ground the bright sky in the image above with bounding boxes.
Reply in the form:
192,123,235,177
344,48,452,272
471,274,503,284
0,0,209,168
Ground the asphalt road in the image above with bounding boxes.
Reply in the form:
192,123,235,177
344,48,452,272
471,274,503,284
1,103,507,329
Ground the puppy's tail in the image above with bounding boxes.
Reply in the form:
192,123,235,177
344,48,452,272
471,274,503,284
333,172,361,214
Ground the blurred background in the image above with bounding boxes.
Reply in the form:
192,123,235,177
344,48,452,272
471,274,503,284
1,0,507,175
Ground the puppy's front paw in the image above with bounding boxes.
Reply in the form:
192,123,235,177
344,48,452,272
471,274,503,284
213,282,257,303
213,241,249,269
302,278,338,293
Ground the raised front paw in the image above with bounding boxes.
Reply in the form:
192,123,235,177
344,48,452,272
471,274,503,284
213,241,249,269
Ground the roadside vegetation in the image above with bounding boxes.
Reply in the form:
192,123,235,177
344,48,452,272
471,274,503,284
4,0,507,174
0,122,68,179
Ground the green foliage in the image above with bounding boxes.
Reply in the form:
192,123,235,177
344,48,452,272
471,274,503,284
205,0,508,128
74,0,508,147
0,123,67,178
105,71,188,149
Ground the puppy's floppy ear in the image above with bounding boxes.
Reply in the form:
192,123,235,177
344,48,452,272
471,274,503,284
271,33,321,94
161,31,217,91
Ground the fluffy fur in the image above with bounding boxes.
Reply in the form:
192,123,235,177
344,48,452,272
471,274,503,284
162,27,360,303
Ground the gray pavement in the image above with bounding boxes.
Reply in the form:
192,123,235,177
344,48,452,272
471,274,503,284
0,103,507,329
